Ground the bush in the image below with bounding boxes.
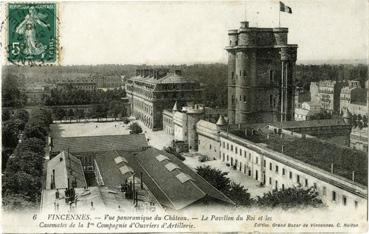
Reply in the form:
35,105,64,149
129,122,143,134
196,165,251,206
256,186,324,209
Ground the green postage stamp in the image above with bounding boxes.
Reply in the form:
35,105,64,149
7,3,57,64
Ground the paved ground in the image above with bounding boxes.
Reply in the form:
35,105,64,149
182,153,271,198
50,121,131,138
50,119,173,150
134,120,173,150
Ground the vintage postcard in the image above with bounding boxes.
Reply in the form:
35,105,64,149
1,0,368,233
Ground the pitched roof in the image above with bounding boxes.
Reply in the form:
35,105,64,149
129,73,197,85
46,151,87,189
270,119,349,129
94,148,235,210
216,115,226,126
51,134,148,153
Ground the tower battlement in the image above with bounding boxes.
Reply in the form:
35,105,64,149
226,21,296,49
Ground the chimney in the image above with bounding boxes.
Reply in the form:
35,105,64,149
149,69,154,77
240,21,249,28
352,171,355,182
330,163,334,174
140,172,143,189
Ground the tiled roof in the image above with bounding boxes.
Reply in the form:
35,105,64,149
94,148,235,210
51,134,148,153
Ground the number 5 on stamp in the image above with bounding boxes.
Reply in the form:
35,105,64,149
7,3,57,64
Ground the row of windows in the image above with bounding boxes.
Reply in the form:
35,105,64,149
220,140,361,208
267,160,359,207
222,141,257,164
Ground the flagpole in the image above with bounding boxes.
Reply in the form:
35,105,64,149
278,6,281,27
245,0,247,21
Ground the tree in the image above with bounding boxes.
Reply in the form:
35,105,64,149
227,182,252,206
129,122,143,134
53,107,66,120
2,148,14,171
3,171,42,202
75,109,85,121
2,74,27,107
2,109,11,121
352,114,358,128
2,119,25,148
196,165,231,191
362,115,368,127
16,137,45,155
256,186,324,209
14,109,29,123
357,121,363,129
24,123,48,144
109,100,122,120
196,165,252,206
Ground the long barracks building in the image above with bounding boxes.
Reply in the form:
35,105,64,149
196,119,367,209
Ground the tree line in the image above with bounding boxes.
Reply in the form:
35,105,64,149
2,108,53,210
2,63,368,109
44,87,126,106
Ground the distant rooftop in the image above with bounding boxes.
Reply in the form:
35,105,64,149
129,69,197,85
269,119,350,129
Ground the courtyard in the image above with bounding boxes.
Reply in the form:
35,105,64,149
182,153,271,198
50,119,173,150
50,121,131,138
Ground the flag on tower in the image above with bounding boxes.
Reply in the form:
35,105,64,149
280,1,292,13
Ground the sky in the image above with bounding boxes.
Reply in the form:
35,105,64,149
59,0,368,65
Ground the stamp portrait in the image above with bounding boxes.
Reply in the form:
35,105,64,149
7,3,57,64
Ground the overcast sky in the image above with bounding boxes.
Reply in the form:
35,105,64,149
60,0,368,65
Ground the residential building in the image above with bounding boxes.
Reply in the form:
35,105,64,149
294,101,321,121
340,80,367,115
350,127,368,153
317,80,344,114
269,119,352,146
96,75,123,90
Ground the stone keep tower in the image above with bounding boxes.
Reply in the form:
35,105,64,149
226,21,298,124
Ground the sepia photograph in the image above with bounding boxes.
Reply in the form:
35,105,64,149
1,0,368,233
